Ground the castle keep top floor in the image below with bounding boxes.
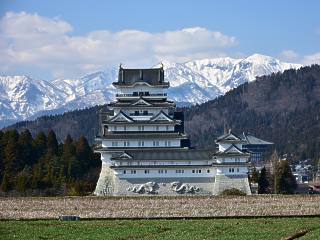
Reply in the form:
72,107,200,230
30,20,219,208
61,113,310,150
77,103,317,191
113,66,169,88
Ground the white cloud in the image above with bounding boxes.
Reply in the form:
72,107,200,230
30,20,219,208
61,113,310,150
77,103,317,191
302,52,320,65
279,50,299,62
0,12,237,79
278,49,320,66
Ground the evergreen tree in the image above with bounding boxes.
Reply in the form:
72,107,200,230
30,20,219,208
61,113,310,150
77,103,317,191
15,166,31,193
258,167,269,194
275,160,297,194
0,171,10,192
0,130,4,181
47,130,58,156
31,163,43,189
3,130,20,176
0,128,98,195
251,167,259,183
62,134,76,180
32,132,47,161
18,129,34,166
75,136,95,176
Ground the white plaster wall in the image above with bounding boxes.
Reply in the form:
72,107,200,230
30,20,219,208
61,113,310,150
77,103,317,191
216,166,248,175
102,139,181,148
119,86,165,95
218,143,243,151
115,160,211,166
108,125,175,132
115,167,216,179
217,157,248,163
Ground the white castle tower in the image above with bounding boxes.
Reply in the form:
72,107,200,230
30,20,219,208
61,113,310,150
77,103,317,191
94,66,252,196
212,131,252,195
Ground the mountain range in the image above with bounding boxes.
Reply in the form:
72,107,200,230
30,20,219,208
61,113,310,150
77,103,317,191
6,65,320,162
0,54,301,128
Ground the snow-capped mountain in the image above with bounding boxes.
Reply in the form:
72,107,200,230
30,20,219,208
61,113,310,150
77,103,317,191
0,54,301,127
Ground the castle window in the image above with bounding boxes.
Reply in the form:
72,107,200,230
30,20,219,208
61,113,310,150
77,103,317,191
237,168,239,172
176,170,184,174
138,126,144,131
158,169,164,174
123,126,127,131
124,141,130,147
123,170,126,174
143,110,148,115
138,141,144,147
131,170,136,174
114,126,117,131
153,141,159,147
166,126,169,131
207,169,210,173
144,170,150,174
192,170,195,173
112,141,118,147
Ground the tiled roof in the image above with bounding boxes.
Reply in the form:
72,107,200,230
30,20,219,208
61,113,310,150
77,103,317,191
114,67,169,87
241,133,274,145
97,132,188,139
110,149,214,161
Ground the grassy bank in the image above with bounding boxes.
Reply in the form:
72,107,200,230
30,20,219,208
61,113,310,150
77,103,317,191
1,217,320,240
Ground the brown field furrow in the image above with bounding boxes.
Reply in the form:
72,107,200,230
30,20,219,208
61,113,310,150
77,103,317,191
1,195,320,219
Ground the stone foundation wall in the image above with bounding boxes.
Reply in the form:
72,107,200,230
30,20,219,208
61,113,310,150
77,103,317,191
112,177,215,196
94,167,251,196
94,163,116,196
213,175,251,195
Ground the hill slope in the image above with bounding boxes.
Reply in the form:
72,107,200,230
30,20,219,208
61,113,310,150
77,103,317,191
5,65,320,161
185,65,320,160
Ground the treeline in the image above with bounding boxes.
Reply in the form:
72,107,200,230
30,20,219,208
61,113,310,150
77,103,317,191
251,152,297,194
0,129,100,196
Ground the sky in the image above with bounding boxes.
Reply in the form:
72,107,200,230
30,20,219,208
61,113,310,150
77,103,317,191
0,0,320,80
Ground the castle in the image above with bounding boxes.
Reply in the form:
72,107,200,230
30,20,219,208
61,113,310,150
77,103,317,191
94,66,268,196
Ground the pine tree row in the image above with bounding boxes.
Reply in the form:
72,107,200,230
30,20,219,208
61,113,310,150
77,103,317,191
0,129,100,196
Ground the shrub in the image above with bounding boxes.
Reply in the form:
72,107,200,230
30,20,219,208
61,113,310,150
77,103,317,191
220,188,246,196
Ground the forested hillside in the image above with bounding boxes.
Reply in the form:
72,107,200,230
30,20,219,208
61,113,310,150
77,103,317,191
185,65,320,161
8,106,102,143
5,65,320,162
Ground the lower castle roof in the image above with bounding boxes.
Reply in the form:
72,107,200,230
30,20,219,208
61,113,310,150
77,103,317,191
109,149,214,161
97,132,188,140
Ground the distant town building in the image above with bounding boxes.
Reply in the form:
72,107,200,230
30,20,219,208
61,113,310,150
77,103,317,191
93,66,271,196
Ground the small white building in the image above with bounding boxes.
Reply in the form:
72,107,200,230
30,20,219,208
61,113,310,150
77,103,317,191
94,66,253,196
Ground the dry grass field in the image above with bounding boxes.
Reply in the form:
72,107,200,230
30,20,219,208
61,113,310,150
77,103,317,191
1,195,320,219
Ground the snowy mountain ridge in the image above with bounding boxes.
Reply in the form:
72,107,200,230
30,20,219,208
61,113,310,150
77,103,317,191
0,54,302,127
